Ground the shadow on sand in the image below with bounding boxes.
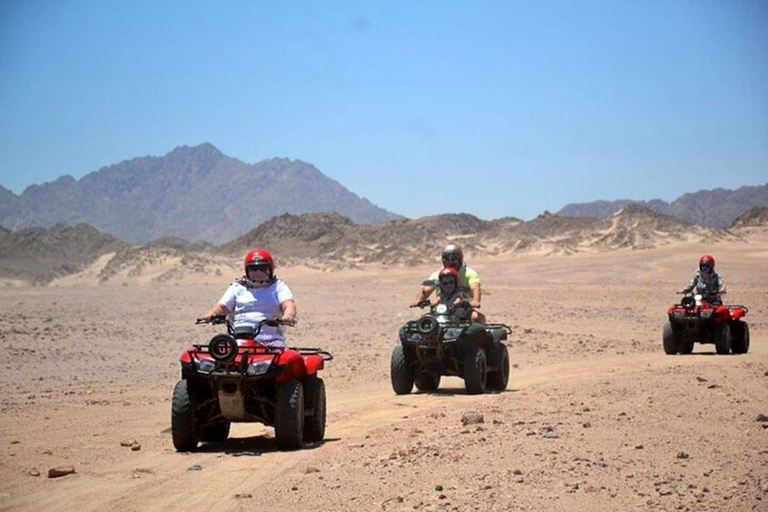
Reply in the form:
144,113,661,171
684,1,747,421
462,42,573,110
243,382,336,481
194,436,340,457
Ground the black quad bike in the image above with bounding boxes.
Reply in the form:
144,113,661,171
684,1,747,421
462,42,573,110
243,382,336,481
391,299,511,395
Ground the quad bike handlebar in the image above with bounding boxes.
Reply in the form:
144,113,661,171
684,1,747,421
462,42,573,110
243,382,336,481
410,299,481,309
195,316,294,340
195,315,227,325
196,316,296,326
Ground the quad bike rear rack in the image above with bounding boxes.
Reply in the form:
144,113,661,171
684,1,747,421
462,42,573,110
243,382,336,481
485,323,512,335
292,348,335,361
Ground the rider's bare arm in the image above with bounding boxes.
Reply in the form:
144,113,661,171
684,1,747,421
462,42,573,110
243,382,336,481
680,276,695,294
280,299,297,325
411,285,435,307
469,282,481,308
202,303,230,322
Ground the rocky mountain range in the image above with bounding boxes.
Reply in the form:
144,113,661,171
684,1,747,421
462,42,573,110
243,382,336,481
0,143,402,244
557,183,768,228
3,204,759,285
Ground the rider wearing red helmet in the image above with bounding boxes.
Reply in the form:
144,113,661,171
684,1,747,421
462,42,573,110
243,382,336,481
201,249,297,347
680,254,726,305
411,243,485,324
434,267,466,306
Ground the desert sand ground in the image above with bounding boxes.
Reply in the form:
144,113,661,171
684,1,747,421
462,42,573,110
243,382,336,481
1,238,766,511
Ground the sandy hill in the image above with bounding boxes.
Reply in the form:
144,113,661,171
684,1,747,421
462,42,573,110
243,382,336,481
0,223,128,284
220,212,504,268
730,206,768,229
89,245,236,286
3,206,742,286
222,206,732,267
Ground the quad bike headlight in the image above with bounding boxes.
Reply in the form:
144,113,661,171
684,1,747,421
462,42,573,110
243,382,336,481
443,327,464,340
246,360,272,376
417,317,439,336
407,333,423,342
194,358,216,373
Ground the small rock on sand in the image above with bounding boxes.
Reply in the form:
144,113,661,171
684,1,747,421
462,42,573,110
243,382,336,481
48,466,76,478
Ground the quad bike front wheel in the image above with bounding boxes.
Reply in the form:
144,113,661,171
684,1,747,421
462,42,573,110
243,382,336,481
390,346,415,395
303,377,326,443
415,372,441,392
464,346,487,395
662,322,678,355
714,323,732,355
171,380,198,452
487,344,510,391
275,379,304,450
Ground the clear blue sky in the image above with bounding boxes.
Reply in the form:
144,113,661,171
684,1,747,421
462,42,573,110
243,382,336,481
1,0,766,220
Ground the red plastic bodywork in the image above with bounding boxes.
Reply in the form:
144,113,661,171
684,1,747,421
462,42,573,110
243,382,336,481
667,302,747,323
179,337,324,382
729,307,747,320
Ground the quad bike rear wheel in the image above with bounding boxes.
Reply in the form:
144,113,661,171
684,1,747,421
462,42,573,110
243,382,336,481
275,379,304,450
303,377,326,442
487,344,510,391
714,323,732,355
415,372,441,392
730,322,750,354
201,421,230,443
171,380,198,452
390,345,414,395
662,322,678,355
464,346,487,395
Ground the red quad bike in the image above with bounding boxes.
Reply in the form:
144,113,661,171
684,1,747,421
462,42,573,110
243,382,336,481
172,316,333,451
664,293,750,355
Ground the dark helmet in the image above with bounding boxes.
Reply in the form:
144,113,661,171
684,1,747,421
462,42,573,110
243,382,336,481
244,248,275,278
699,254,715,272
438,267,459,289
441,244,464,270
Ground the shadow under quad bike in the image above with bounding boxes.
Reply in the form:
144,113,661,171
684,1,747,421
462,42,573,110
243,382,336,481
391,299,511,395
172,316,333,452
663,293,749,355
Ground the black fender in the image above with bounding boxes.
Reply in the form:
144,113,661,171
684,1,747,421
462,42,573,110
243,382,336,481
453,323,491,354
486,326,508,344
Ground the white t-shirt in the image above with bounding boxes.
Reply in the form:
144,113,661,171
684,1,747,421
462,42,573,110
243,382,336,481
218,279,294,346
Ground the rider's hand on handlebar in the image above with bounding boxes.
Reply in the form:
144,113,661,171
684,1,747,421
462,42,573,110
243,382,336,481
470,301,481,309
281,314,297,326
409,300,421,308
